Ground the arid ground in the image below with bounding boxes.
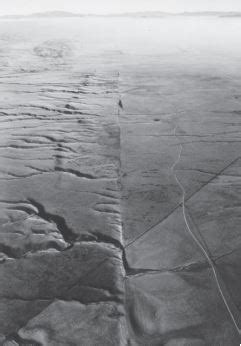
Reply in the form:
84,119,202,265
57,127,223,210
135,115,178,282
1,16,241,345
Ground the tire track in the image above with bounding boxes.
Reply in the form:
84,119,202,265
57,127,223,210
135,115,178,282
172,125,241,336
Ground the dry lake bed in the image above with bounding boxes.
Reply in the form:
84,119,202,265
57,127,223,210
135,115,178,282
0,16,241,345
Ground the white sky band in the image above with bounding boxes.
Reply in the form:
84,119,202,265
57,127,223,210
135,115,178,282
1,0,241,16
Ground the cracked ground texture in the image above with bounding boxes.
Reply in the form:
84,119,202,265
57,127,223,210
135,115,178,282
1,16,241,346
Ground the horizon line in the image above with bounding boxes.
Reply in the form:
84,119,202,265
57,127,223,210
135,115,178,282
1,10,241,18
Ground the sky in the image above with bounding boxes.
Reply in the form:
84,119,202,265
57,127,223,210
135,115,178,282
1,0,241,15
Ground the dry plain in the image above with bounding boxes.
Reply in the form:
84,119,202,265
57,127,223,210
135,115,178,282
0,16,241,345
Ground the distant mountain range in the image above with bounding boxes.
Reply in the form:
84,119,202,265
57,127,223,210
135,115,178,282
178,11,241,17
1,11,241,19
0,11,84,19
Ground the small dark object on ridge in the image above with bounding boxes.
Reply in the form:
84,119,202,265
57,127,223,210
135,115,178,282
118,100,124,109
